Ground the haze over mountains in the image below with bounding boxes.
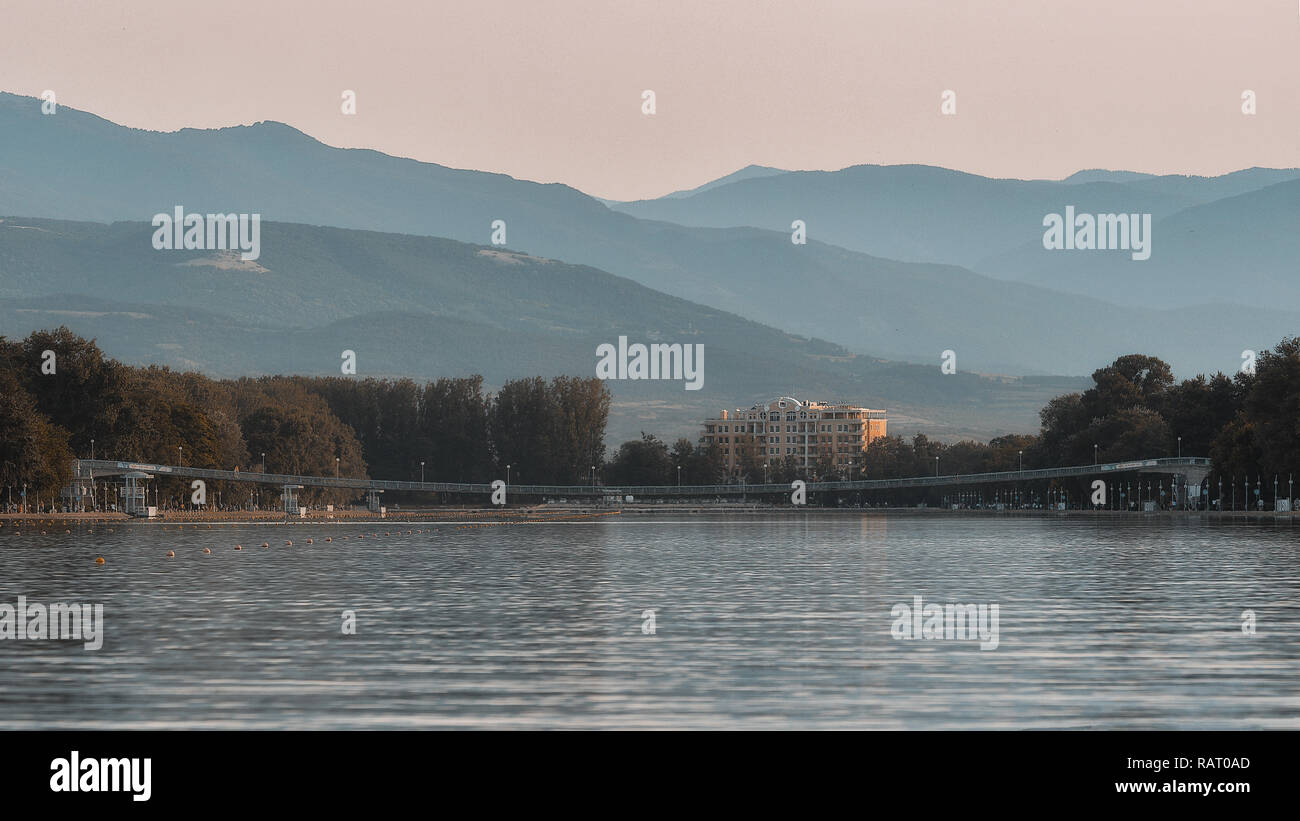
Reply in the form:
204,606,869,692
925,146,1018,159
1,92,1292,379
0,217,1081,444
0,91,1291,445
981,179,1300,309
611,164,1300,311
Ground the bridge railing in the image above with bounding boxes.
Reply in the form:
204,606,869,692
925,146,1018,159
74,457,1211,497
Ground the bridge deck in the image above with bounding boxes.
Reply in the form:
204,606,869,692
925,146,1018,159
74,457,1211,497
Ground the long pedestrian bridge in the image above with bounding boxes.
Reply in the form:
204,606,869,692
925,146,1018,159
74,456,1211,501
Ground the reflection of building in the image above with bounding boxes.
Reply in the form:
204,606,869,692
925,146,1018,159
700,396,887,477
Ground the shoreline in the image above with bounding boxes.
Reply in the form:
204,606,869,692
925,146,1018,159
2,507,1296,526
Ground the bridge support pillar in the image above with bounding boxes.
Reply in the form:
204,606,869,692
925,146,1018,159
1172,466,1209,510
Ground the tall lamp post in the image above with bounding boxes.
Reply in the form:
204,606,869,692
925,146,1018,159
421,461,426,483
677,465,681,486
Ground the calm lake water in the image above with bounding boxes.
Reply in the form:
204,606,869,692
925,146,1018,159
1,514,1297,729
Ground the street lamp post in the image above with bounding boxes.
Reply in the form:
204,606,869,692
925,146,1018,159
935,455,940,476
261,452,266,473
677,465,681,486
1177,436,1182,458
1093,444,1098,465
335,456,340,477
505,464,510,486
421,461,426,483
591,466,596,488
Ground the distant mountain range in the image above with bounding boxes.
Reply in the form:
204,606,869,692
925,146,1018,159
609,164,1300,312
0,217,1084,445
0,92,1289,380
644,164,789,200
980,179,1300,309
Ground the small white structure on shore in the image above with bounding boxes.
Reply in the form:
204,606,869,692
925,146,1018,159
281,484,304,516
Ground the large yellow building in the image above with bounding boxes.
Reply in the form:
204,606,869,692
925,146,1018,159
700,396,887,478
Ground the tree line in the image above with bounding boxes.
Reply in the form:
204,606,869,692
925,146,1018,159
0,329,612,508
4,328,1298,507
856,341,1300,490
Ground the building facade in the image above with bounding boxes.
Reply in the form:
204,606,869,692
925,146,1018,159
700,396,887,478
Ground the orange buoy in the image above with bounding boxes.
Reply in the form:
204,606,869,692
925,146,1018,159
325,537,332,542
261,542,269,548
202,547,212,554
95,557,105,564
306,538,314,544
285,540,293,546
166,550,175,558
235,545,243,551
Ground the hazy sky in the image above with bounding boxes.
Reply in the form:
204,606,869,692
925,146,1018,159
2,0,1297,200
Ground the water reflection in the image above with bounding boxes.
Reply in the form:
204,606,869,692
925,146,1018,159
0,515,1296,729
